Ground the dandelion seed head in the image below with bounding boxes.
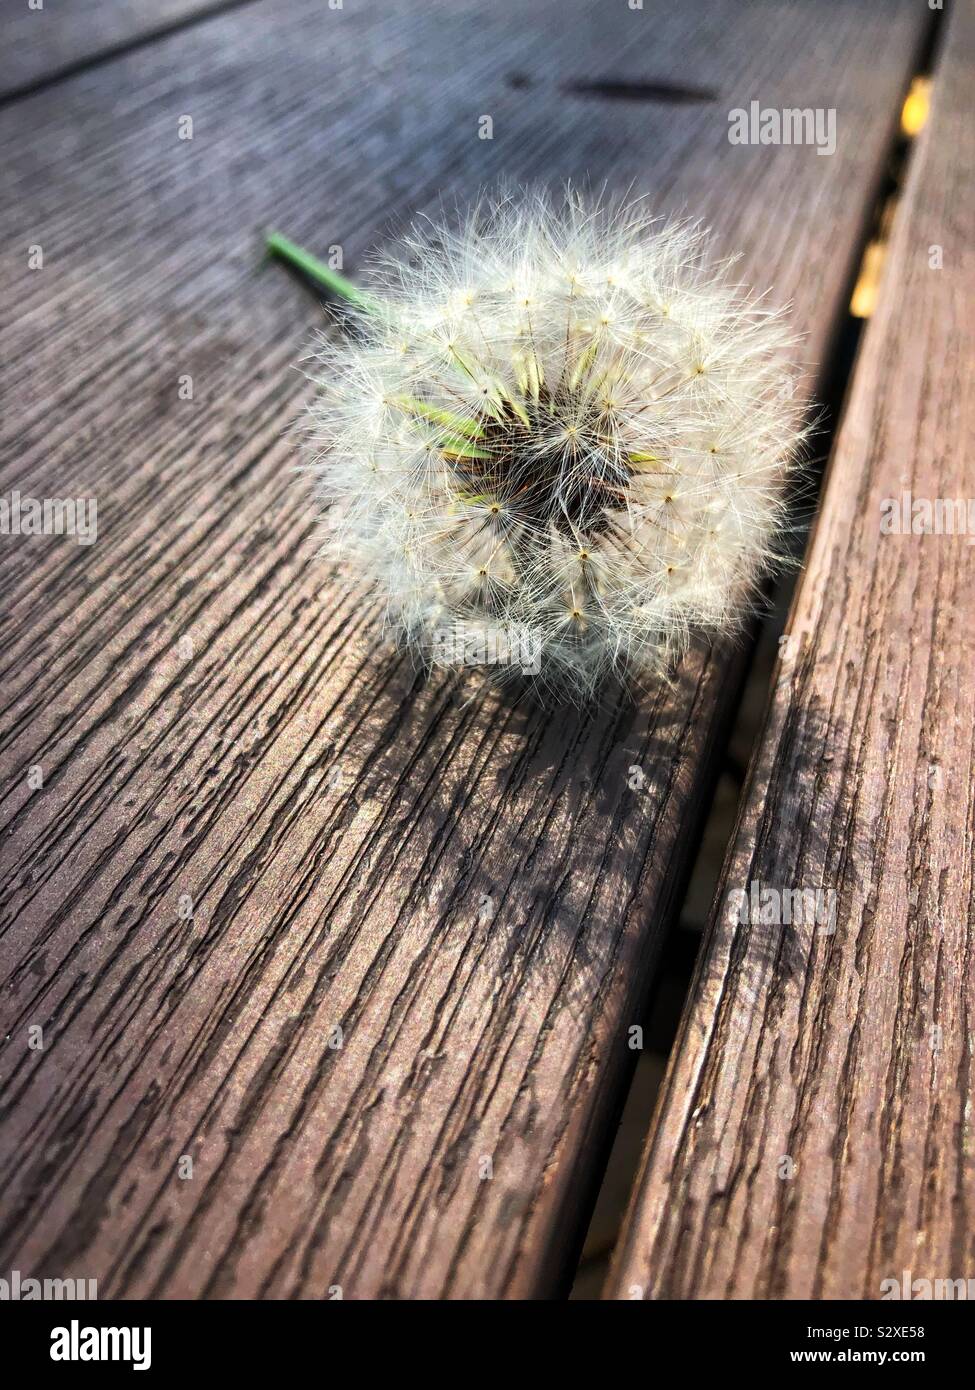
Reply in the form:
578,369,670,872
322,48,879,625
305,188,806,701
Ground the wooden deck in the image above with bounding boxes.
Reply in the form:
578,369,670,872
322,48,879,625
608,0,975,1301
1,0,967,1300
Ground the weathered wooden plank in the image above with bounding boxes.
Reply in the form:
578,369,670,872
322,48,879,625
0,0,928,1298
607,0,973,1302
0,0,236,101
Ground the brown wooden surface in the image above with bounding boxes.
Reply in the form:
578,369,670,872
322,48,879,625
0,0,929,1297
607,0,974,1302
0,0,235,101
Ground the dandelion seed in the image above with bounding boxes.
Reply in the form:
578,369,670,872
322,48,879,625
281,187,806,702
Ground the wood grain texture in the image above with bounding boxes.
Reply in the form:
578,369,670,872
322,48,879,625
607,0,974,1302
0,0,241,101
0,0,928,1298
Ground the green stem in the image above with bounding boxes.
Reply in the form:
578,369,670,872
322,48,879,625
268,233,501,461
266,231,377,313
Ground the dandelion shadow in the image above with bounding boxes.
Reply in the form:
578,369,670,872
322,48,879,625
315,610,745,1023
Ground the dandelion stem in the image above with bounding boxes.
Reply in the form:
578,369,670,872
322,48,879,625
266,231,377,313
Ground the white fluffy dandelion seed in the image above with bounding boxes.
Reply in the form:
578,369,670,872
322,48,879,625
293,189,805,701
